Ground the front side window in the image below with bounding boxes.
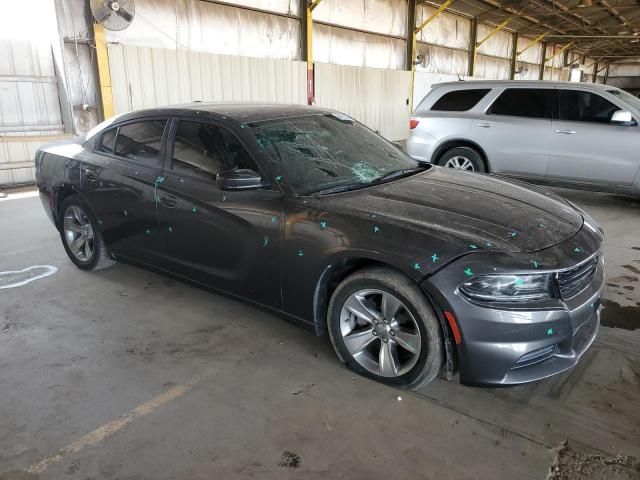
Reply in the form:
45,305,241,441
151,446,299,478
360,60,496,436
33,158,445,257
171,121,258,180
114,120,167,165
249,114,422,195
430,89,491,112
488,88,552,119
559,90,621,123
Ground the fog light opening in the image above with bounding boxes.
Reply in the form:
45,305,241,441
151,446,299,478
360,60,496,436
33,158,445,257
512,344,557,369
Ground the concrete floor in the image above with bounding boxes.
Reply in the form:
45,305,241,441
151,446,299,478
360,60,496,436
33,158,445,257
0,187,638,480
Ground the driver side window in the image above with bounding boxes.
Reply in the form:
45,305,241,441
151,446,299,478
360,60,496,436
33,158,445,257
170,121,258,180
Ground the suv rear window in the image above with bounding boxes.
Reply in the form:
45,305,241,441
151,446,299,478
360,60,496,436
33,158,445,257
488,88,553,119
430,89,490,112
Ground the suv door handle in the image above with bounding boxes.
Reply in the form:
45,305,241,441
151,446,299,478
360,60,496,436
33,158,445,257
159,194,177,208
555,129,576,135
476,123,494,128
84,168,98,181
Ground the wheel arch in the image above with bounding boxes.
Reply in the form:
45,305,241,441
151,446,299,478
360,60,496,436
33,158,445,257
53,187,93,230
312,256,457,379
431,139,491,172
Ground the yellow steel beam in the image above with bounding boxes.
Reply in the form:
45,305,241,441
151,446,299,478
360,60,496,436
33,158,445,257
475,17,512,49
414,0,454,34
470,17,512,78
517,32,548,57
409,0,454,112
94,24,114,119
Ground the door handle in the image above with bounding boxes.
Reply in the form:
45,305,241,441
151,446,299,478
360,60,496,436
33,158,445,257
84,168,98,181
476,123,494,128
159,194,177,208
555,129,576,135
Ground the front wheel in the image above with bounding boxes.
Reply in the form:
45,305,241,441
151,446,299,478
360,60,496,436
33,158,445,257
437,146,486,172
59,196,115,271
327,267,444,390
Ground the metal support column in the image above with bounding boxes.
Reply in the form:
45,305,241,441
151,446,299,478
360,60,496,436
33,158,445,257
405,0,416,71
94,24,113,120
510,31,519,79
468,17,477,77
539,42,547,80
305,0,322,105
409,0,454,112
471,17,512,77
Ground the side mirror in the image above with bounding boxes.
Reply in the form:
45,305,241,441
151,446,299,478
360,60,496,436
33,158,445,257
216,169,268,191
611,110,636,126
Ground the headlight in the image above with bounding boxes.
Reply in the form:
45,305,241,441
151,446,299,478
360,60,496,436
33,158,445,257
460,274,552,302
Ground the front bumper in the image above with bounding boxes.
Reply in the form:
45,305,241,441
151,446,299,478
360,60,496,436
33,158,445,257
423,227,604,386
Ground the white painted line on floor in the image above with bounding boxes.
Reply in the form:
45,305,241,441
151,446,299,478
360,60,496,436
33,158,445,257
0,265,58,290
27,383,192,475
0,190,39,201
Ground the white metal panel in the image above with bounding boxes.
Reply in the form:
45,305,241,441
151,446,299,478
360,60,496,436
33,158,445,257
416,44,469,76
314,62,411,141
106,0,301,60
0,0,65,185
514,63,540,81
313,0,407,37
476,24,513,58
517,36,542,65
108,45,307,115
314,24,405,70
416,5,470,50
474,55,511,80
218,0,300,15
609,63,640,77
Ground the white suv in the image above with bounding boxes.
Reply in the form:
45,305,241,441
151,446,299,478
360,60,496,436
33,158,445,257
406,80,640,197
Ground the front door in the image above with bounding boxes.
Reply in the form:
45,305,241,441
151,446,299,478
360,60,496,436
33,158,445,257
155,118,282,308
472,87,554,177
81,118,168,265
548,89,640,186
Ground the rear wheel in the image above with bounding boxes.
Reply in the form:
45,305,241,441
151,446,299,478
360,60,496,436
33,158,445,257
437,146,485,173
59,196,115,271
327,267,444,390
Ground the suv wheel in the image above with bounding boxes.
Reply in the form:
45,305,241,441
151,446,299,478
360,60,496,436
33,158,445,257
437,146,485,172
327,267,444,390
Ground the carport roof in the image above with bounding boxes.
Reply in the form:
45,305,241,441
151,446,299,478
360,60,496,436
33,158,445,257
420,0,640,59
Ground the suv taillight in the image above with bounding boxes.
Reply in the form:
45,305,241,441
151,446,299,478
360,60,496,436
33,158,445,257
409,118,419,129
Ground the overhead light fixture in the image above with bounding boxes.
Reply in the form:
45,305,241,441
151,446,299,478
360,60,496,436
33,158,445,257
577,0,592,7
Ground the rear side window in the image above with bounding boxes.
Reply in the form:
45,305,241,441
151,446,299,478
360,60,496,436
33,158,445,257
430,89,490,112
114,120,167,166
559,90,621,123
488,89,552,119
99,128,117,154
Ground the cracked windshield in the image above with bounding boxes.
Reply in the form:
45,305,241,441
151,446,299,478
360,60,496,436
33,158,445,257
249,114,427,195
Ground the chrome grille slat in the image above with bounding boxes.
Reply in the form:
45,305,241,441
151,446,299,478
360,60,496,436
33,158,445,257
557,253,599,299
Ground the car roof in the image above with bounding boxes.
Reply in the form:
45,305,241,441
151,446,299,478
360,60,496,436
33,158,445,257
114,102,336,125
432,80,615,90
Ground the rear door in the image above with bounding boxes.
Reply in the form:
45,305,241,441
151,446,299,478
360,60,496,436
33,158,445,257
155,118,283,308
473,87,554,176
81,118,168,264
548,89,640,185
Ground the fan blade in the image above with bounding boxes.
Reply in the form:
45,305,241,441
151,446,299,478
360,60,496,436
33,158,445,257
93,6,113,23
116,7,133,22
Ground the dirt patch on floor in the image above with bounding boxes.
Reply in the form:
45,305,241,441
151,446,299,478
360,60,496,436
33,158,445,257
601,299,640,330
546,441,640,480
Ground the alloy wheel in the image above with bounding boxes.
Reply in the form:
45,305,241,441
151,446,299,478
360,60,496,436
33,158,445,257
444,156,475,171
63,205,95,261
339,289,422,377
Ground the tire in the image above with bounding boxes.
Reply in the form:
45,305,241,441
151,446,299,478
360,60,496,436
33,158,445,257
59,195,115,271
327,267,444,390
437,146,486,173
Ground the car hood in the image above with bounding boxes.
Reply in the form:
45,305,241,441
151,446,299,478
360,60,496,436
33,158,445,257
318,167,583,253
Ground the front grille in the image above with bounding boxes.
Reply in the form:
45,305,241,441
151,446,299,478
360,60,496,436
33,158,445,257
556,253,600,299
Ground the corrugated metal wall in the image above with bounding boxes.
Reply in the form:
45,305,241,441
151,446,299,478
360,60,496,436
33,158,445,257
108,45,307,115
0,0,68,187
314,62,411,141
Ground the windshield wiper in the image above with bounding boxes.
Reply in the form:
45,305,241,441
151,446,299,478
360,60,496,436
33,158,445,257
310,184,371,196
374,166,427,184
